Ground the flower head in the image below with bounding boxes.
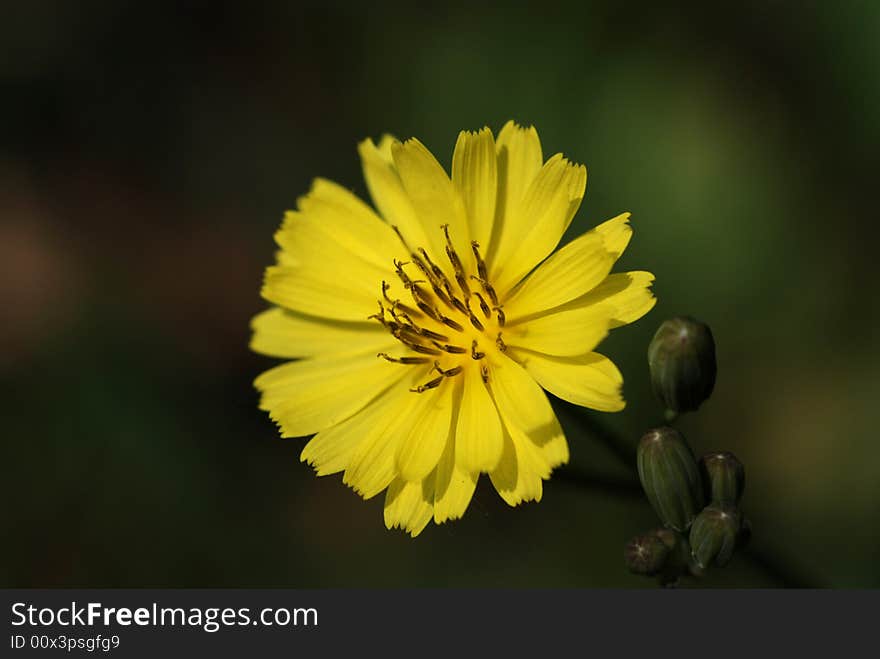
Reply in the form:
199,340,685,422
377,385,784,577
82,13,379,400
251,122,656,536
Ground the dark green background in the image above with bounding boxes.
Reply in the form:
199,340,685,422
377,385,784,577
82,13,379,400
3,1,877,587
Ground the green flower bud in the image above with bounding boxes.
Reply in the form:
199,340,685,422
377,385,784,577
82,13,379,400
624,533,670,576
652,528,692,587
699,451,745,507
648,316,717,415
689,505,741,570
637,427,705,532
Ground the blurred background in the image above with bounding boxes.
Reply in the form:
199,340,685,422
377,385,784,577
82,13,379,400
2,0,878,587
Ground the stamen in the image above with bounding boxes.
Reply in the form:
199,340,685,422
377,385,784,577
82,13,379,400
438,314,464,332
470,275,499,307
368,301,389,326
433,361,463,377
416,300,443,323
496,332,507,352
418,248,452,292
471,241,489,282
443,225,471,297
377,353,430,365
408,343,443,356
432,341,468,354
410,376,444,393
450,296,469,316
494,306,506,327
464,298,485,331
471,340,485,360
473,291,491,319
481,363,490,383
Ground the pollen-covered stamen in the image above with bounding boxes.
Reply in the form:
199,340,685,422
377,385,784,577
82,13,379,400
417,248,456,300
470,274,499,308
471,241,489,282
382,281,423,319
464,298,485,331
494,306,506,327
474,291,491,319
438,313,464,332
375,226,508,394
410,375,445,394
432,361,463,377
412,262,456,311
432,341,468,354
442,224,471,298
377,353,431,365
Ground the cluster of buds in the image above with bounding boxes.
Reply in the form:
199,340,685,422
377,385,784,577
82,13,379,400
625,317,750,585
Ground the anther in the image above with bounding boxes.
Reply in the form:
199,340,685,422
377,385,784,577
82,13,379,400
416,300,443,322
438,314,464,332
433,361,463,377
471,241,489,282
473,291,491,318
496,332,507,352
471,340,485,360
443,225,471,297
377,353,430,365
470,275,499,307
408,343,443,356
432,341,468,354
481,363,490,383
464,298,485,331
410,376,444,393
451,296,469,316
494,306,506,327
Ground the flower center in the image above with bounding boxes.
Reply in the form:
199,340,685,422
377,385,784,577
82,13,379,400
370,225,507,393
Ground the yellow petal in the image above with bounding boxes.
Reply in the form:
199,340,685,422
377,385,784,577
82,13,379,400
343,369,435,498
391,138,471,270
433,431,478,524
254,352,404,438
384,476,435,537
510,348,626,413
452,127,497,248
455,362,504,473
489,423,547,507
572,271,657,328
395,381,456,482
491,154,587,295
277,178,404,271
592,212,633,260
249,308,392,359
486,352,569,496
503,225,619,320
300,380,403,476
358,136,432,251
261,262,381,322
489,121,543,262
505,303,613,356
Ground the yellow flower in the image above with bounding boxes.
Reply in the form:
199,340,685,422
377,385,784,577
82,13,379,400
251,121,656,536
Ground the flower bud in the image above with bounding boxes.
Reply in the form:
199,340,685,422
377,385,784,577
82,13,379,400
648,316,717,415
689,505,741,570
699,451,745,507
637,427,704,532
624,533,670,576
